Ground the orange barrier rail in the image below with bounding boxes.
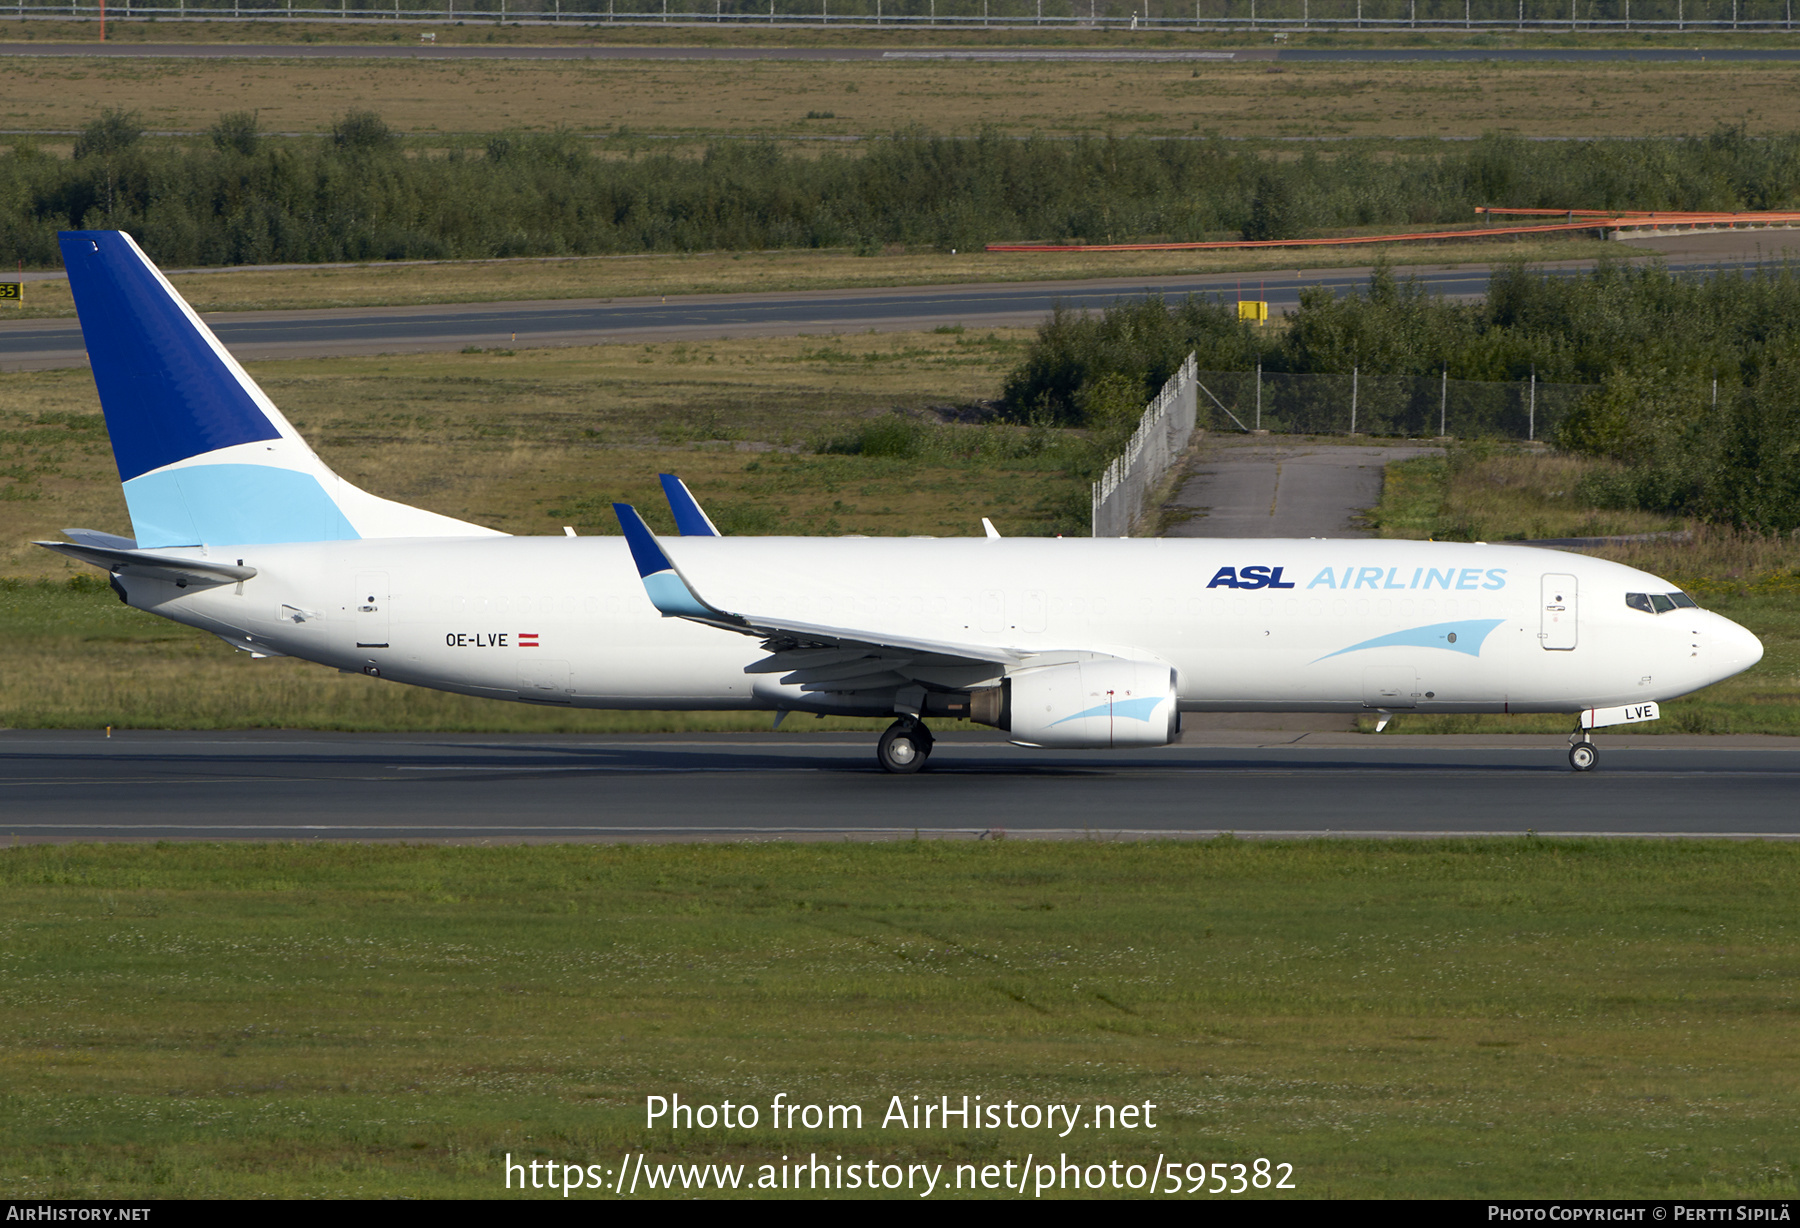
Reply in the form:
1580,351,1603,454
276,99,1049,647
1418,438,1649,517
1481,207,1800,224
985,208,1800,254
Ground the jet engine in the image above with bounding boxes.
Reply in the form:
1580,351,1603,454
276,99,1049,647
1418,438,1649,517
971,659,1179,749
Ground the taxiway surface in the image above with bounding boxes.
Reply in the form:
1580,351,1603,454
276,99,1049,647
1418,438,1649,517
7,43,1800,62
7,245,1792,370
4,730,1795,841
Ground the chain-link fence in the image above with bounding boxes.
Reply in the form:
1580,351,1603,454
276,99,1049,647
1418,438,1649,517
1191,368,1598,441
1092,353,1197,538
20,0,1798,26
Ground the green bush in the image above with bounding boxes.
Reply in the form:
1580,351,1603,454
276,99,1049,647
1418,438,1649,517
208,112,261,159
17,118,1800,270
330,110,399,154
1001,295,1258,425
1241,170,1300,242
1005,260,1800,532
1707,364,1800,532
71,109,143,160
823,416,939,460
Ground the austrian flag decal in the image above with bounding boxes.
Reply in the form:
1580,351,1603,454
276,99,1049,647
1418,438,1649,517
518,633,540,648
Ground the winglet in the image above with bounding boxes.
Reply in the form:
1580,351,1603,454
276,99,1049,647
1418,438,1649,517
982,517,1001,539
659,474,722,536
612,503,726,621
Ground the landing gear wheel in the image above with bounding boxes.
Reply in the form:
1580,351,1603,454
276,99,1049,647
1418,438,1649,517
877,719,932,774
1569,742,1598,772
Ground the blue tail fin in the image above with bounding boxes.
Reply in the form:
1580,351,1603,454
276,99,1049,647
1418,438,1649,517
658,473,722,536
59,231,501,548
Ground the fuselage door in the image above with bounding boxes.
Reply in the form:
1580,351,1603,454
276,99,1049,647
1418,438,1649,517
978,589,1005,634
1540,573,1578,651
1018,589,1047,633
353,570,390,649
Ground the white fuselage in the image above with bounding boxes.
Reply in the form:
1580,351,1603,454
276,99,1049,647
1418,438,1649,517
118,536,1762,719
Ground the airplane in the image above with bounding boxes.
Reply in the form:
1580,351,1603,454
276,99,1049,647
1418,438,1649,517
37,230,1765,774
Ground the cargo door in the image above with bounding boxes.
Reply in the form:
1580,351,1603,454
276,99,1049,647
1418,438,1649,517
1363,666,1418,709
1540,573,1578,651
351,571,389,649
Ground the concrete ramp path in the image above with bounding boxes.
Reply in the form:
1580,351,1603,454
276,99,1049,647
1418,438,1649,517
1163,437,1443,540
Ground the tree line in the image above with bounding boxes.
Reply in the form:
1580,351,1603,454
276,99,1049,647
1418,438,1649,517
1002,260,1800,533
10,110,1800,266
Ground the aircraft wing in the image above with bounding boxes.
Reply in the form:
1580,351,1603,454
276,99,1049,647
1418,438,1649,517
612,503,1020,691
35,540,257,587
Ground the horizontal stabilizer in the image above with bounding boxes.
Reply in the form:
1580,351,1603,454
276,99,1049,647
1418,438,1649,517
62,527,138,550
36,540,257,587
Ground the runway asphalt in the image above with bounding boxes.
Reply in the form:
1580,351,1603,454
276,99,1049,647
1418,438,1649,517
3,730,1796,841
6,42,1800,62
7,247,1791,370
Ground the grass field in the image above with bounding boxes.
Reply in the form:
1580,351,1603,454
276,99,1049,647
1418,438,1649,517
3,46,1797,139
1369,445,1800,735
3,235,1622,318
2,839,1795,1199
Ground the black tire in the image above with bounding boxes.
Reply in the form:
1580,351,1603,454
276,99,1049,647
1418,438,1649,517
877,720,931,774
1569,742,1598,772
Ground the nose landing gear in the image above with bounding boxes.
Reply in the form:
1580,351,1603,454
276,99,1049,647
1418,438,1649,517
877,717,934,774
1568,729,1599,772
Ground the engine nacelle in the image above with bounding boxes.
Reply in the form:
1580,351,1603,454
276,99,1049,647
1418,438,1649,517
993,658,1179,750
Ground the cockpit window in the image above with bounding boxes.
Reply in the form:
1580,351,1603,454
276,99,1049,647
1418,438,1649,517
1627,591,1701,614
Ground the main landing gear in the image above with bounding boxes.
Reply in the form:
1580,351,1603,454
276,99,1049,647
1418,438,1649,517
877,717,934,774
1568,729,1599,772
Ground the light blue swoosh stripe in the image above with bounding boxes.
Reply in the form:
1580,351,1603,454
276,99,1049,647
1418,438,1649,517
642,570,712,619
1049,696,1166,727
125,463,361,548
1312,619,1505,664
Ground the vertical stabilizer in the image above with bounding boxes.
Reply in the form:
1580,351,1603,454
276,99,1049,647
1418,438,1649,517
59,230,503,547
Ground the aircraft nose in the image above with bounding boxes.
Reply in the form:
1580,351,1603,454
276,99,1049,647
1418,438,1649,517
1710,612,1764,674
1730,618,1765,671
